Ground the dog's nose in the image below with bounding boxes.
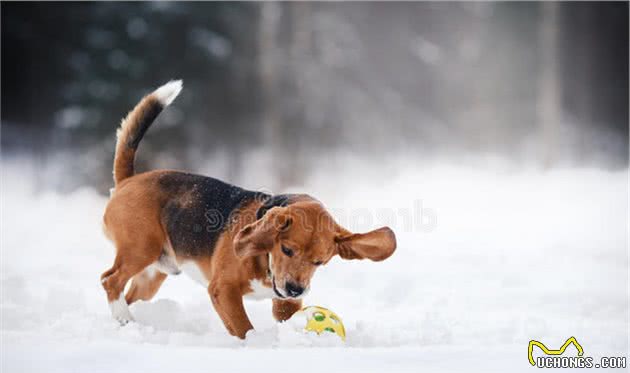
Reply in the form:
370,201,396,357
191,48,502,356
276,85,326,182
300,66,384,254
285,282,304,297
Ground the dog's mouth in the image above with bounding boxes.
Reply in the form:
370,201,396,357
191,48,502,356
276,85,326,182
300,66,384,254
271,276,310,300
271,277,285,299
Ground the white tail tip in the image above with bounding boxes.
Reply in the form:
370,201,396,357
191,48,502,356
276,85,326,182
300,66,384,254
153,80,183,106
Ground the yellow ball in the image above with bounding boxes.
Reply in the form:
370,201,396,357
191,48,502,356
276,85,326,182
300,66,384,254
301,306,346,341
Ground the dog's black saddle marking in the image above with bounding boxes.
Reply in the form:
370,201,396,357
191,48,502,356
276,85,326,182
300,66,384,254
159,172,267,257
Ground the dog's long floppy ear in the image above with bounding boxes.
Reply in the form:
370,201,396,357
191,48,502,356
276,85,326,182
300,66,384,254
233,206,292,258
335,227,396,261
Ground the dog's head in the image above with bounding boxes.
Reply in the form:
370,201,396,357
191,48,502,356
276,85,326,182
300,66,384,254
233,197,396,299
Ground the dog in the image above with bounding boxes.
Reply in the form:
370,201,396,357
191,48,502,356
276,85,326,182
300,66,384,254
100,80,397,339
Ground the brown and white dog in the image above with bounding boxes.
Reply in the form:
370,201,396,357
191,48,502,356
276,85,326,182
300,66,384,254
101,80,397,339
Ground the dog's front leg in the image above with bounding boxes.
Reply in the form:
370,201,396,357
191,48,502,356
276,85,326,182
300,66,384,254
209,284,253,339
272,298,302,322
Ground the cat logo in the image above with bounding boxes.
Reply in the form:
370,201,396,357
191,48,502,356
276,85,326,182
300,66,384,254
528,337,584,366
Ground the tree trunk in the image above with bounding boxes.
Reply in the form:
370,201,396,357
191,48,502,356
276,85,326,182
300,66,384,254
537,2,561,168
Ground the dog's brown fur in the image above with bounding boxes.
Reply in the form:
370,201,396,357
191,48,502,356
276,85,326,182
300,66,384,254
101,81,397,339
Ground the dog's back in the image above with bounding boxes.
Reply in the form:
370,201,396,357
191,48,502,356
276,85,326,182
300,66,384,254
102,79,268,287
158,171,264,257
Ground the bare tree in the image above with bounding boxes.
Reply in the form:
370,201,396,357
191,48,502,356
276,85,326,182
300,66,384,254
258,2,285,191
538,2,561,168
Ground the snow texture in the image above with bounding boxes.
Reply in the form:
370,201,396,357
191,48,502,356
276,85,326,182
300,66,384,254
1,158,628,372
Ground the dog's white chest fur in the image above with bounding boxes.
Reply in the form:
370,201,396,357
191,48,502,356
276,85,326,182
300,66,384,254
180,261,209,287
243,279,275,300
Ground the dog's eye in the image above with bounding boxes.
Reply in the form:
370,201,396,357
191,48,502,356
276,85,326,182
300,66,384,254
281,245,294,257
313,260,323,266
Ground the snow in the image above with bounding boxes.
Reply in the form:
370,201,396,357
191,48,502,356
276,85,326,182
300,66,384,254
1,158,628,372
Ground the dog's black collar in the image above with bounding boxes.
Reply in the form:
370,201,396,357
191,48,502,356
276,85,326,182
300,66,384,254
256,194,292,220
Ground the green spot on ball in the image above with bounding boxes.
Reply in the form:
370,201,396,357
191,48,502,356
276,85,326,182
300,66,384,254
313,312,325,322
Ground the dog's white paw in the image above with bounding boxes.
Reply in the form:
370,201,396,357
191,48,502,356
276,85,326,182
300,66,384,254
109,294,134,325
115,316,133,326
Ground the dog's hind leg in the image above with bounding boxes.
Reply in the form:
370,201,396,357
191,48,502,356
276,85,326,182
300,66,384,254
124,248,182,305
125,268,168,305
100,244,161,325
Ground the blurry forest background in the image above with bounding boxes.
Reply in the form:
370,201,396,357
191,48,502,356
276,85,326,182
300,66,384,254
2,2,628,194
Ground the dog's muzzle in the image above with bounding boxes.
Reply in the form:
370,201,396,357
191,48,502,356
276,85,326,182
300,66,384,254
284,281,304,297
271,277,286,298
268,253,308,299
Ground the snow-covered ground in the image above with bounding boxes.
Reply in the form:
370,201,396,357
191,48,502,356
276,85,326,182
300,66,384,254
1,157,628,372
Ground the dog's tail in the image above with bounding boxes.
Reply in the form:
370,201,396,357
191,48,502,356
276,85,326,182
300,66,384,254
113,80,182,185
